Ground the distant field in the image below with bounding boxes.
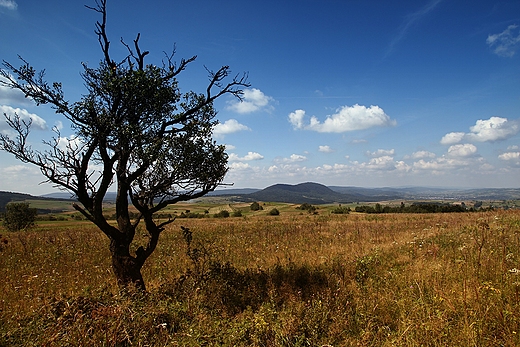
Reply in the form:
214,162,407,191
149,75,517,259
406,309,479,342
1,208,519,346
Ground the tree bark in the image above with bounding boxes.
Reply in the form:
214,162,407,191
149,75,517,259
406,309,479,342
110,239,146,291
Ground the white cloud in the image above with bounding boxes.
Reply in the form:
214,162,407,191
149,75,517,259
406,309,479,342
228,162,251,170
288,109,306,130
359,155,398,170
466,117,519,142
367,148,395,157
0,0,17,10
499,151,520,161
447,144,477,157
229,151,264,161
289,104,396,133
56,134,84,152
386,0,443,56
0,105,47,133
227,88,274,114
409,150,436,159
0,82,31,106
487,24,520,57
440,132,465,145
225,144,236,150
318,145,333,153
275,154,307,164
214,119,250,137
441,117,519,144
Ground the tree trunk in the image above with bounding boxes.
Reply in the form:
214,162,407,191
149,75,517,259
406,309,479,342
110,240,146,292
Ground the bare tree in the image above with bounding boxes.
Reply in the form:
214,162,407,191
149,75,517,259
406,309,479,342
0,0,249,291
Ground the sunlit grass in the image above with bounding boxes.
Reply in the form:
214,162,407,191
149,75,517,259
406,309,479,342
1,209,520,346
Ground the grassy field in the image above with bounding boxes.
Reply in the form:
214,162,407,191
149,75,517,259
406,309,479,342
1,206,520,346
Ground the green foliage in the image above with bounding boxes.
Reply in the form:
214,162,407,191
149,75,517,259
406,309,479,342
296,203,317,214
331,205,351,214
213,210,230,218
268,208,280,216
2,202,37,231
250,201,263,211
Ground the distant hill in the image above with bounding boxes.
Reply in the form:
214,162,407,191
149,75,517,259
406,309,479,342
246,182,355,204
213,183,520,204
0,191,74,213
2,184,519,211
0,191,35,212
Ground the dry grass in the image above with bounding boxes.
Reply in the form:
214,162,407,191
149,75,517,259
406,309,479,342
1,209,520,346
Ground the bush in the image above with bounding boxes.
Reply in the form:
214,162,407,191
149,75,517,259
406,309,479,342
3,202,37,231
232,210,243,217
268,208,279,216
331,206,350,214
214,210,230,218
296,203,317,214
250,202,263,211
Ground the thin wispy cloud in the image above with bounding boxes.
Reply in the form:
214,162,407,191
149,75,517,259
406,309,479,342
0,0,17,10
386,0,443,56
487,24,520,57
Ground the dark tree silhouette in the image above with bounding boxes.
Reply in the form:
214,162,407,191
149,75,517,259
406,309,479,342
0,0,249,291
3,202,37,231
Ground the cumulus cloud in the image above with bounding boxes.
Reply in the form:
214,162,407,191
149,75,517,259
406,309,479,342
440,132,465,145
318,145,333,153
274,154,307,164
225,144,236,150
447,144,478,157
214,119,250,137
499,151,520,161
228,162,251,170
487,24,520,57
408,150,436,159
0,82,31,106
466,117,519,142
367,149,395,157
0,0,17,10
0,105,47,134
441,117,519,144
229,151,264,161
288,104,396,133
227,88,274,114
288,109,306,130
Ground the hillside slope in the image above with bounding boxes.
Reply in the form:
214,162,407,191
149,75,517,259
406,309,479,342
247,182,355,204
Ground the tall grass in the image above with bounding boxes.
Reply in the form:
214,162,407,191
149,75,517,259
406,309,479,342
1,210,519,346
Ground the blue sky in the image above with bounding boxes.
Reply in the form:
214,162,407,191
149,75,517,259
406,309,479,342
1,0,520,195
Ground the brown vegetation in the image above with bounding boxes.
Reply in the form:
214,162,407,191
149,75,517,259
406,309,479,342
1,209,520,346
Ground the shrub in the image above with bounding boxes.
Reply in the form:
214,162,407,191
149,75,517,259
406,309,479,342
3,202,37,231
214,210,230,218
331,206,350,214
296,203,317,214
250,202,263,211
268,208,279,216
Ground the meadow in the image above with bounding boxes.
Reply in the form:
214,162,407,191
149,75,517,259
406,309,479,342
1,204,520,346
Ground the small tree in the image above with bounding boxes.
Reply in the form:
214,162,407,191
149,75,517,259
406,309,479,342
3,202,37,231
268,208,280,216
250,202,263,211
0,1,249,291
